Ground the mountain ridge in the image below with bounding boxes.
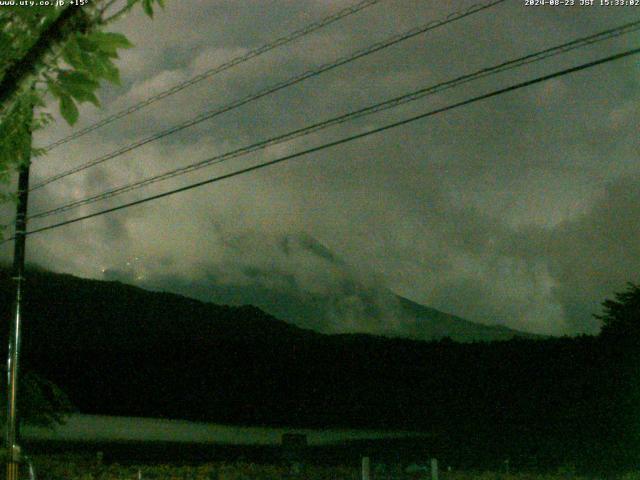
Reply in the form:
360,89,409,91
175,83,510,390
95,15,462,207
0,267,633,475
115,270,539,343
0,266,548,429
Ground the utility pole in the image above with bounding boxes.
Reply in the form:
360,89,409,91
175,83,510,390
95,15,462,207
5,112,32,480
1,8,99,480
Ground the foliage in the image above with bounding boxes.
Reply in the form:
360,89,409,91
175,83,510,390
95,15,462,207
595,282,640,338
0,90,35,199
0,369,73,430
32,456,361,480
17,371,74,427
3,267,638,471
0,0,165,184
0,0,164,428
0,267,633,474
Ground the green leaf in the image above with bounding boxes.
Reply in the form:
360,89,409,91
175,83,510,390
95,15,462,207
71,89,101,107
142,0,154,17
61,37,84,70
58,71,100,97
76,51,122,86
99,59,121,85
76,50,96,72
76,35,100,53
46,78,65,100
59,95,79,125
91,31,133,53
25,89,45,108
31,146,47,158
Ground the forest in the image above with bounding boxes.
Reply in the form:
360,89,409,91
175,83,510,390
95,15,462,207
0,268,638,475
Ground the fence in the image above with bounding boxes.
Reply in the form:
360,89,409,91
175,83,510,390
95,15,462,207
30,452,445,480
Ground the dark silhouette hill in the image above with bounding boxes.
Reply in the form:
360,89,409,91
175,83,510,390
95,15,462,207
120,234,538,343
395,295,539,341
0,267,637,474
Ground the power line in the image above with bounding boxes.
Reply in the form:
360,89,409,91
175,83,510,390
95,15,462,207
39,0,384,153
26,19,640,222
9,46,639,241
30,0,506,191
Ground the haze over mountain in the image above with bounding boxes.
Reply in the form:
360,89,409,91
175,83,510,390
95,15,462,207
0,263,538,428
98,233,537,343
0,266,635,474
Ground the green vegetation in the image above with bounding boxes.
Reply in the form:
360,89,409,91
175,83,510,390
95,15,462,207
32,455,359,480
8,371,73,427
0,0,164,430
0,268,637,475
596,282,640,339
0,0,164,190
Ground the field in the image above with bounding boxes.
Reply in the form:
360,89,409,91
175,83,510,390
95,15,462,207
28,454,640,480
27,455,353,480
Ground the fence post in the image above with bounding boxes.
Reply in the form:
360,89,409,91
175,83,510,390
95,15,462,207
362,456,370,480
430,458,438,480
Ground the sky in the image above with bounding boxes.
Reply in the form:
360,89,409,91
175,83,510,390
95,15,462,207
2,0,639,337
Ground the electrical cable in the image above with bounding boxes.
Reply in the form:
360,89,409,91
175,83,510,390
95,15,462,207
26,20,640,222
7,45,637,241
30,0,506,191
39,0,385,153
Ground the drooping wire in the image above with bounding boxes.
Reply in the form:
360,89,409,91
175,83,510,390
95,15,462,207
10,45,639,241
30,0,507,191
26,19,640,223
39,0,386,153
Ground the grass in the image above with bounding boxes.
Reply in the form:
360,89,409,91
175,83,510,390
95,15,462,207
27,454,629,479
32,455,357,480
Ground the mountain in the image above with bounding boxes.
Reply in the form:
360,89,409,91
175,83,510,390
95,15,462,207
0,266,535,426
396,296,540,342
203,288,539,343
141,278,536,343
0,267,635,474
0,267,634,474
103,233,537,343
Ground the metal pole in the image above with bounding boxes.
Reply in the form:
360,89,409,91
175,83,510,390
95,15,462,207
361,457,370,480
430,458,438,480
5,128,32,480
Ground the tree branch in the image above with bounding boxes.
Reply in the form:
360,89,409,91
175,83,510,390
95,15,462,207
0,6,94,113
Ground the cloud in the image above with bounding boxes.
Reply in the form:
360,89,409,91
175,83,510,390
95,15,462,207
96,228,407,336
508,174,640,334
9,0,638,338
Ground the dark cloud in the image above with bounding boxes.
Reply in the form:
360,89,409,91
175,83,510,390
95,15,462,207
126,231,406,336
507,174,640,333
6,0,638,337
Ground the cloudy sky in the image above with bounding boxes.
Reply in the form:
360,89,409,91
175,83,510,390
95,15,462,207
2,0,639,337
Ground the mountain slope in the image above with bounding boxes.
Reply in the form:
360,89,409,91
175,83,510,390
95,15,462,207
0,267,543,428
141,280,536,343
0,268,630,474
396,296,540,342
131,279,536,345
93,233,539,342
